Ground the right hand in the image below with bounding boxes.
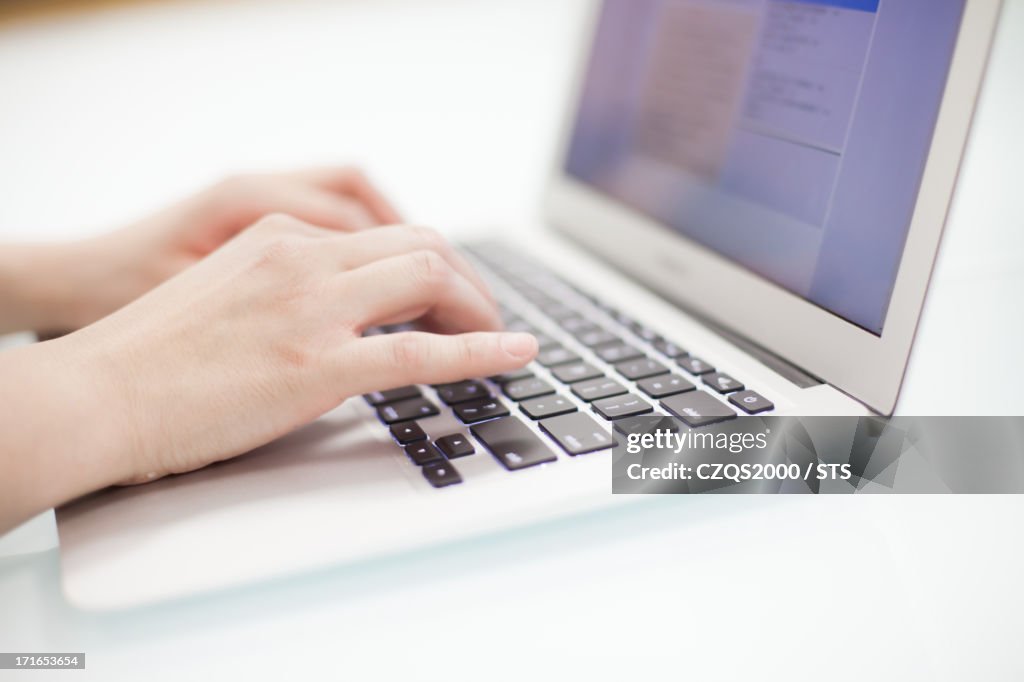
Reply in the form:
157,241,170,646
62,216,537,485
12,167,403,333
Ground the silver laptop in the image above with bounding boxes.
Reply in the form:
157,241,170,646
57,0,1000,609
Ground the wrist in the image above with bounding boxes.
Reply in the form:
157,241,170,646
0,333,136,529
0,242,76,333
0,234,155,334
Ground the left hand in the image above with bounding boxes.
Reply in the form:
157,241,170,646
33,167,402,331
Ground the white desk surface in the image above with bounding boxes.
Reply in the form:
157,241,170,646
1,1,1023,680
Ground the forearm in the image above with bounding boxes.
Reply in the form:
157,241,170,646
0,236,154,334
0,335,130,533
0,242,80,334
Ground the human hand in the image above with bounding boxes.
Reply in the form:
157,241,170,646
60,217,532,485
2,167,400,333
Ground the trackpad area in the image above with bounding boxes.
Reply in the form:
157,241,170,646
55,400,411,609
62,400,402,523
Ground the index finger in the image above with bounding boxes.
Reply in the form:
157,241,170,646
343,331,538,396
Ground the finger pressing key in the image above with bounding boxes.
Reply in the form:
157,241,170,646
344,331,538,395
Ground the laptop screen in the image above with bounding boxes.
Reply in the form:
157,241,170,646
565,0,966,335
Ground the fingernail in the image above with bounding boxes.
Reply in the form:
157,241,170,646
500,332,538,359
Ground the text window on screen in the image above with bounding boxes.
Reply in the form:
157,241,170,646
633,0,880,230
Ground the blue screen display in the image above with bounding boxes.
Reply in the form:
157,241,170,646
566,0,965,334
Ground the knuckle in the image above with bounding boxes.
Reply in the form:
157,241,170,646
389,333,429,370
454,336,480,367
407,250,451,290
272,336,316,372
255,233,306,269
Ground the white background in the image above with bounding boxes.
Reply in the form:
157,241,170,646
1,0,1023,679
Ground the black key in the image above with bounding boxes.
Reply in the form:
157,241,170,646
630,323,659,342
653,338,687,359
520,395,578,420
596,343,645,364
577,329,619,348
379,323,414,334
615,358,668,381
537,347,582,367
573,286,599,304
528,295,558,309
378,397,440,424
422,462,462,488
523,289,551,303
613,415,681,439
365,385,420,406
505,318,539,334
678,356,715,375
636,374,695,399
472,417,558,470
560,317,598,335
661,392,736,427
613,311,636,328
503,377,556,401
592,394,654,420
490,368,533,384
551,362,603,384
729,390,775,414
571,377,628,402
702,372,745,394
435,433,475,458
390,422,427,444
437,380,491,405
405,442,444,466
539,412,614,455
540,302,578,320
530,333,558,350
502,314,525,328
454,398,510,424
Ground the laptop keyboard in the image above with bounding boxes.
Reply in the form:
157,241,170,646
363,242,775,489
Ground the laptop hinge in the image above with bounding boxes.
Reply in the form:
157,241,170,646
558,235,824,389
697,318,823,389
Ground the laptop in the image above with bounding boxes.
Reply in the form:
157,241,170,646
56,0,1000,609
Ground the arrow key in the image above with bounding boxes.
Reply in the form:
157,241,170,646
435,433,476,458
422,462,463,489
